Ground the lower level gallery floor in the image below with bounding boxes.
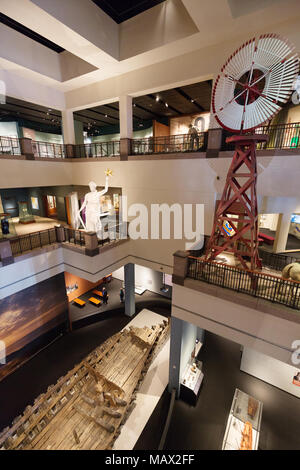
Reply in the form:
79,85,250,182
136,332,300,450
1,303,299,450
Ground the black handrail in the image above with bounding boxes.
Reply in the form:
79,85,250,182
131,132,208,155
74,141,120,158
33,141,65,158
187,257,300,310
0,136,21,155
9,228,57,256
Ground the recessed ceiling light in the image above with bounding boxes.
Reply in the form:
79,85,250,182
105,114,108,118
191,99,194,103
165,103,168,107
156,96,159,102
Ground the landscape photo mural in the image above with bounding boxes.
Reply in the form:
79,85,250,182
0,273,69,380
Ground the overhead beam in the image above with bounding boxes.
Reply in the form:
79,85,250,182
87,108,119,122
74,113,111,126
148,94,181,115
133,102,162,120
175,87,205,112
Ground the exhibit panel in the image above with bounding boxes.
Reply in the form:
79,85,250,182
222,389,263,450
0,273,69,380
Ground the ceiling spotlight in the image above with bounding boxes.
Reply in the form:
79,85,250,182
191,99,194,103
133,103,136,107
165,103,168,107
105,114,108,118
156,96,159,102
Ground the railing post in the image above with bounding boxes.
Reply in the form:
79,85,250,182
20,137,35,160
172,250,189,286
0,240,14,265
65,144,75,159
120,138,130,160
84,231,99,256
206,128,223,158
55,225,66,242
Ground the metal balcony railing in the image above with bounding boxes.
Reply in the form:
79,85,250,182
74,141,120,158
131,132,208,155
33,141,66,158
0,136,21,155
221,122,300,151
187,257,300,310
9,228,57,256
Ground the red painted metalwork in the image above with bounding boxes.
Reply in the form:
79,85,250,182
204,134,268,270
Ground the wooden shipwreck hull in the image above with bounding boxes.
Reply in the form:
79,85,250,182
0,320,169,450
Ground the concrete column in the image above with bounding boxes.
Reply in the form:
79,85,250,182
0,240,14,266
20,137,35,160
84,231,99,256
273,212,292,253
206,128,223,158
168,316,200,397
172,250,189,286
62,110,75,145
119,95,133,160
168,316,183,397
124,263,135,317
55,225,65,243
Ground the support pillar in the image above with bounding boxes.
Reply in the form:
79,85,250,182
124,262,135,317
168,317,201,397
172,250,189,286
119,96,133,160
62,110,75,145
84,231,99,256
55,225,66,243
20,137,35,160
168,316,183,397
273,212,292,253
206,128,223,158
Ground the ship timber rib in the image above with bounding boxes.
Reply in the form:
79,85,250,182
0,322,170,450
0,332,122,449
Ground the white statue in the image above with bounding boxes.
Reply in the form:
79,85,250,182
77,170,112,238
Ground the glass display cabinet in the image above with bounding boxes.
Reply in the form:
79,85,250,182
222,388,263,450
18,201,35,224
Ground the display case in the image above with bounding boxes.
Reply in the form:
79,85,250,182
222,388,263,450
18,201,35,224
180,361,204,406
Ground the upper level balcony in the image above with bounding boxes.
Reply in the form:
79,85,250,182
173,241,300,315
0,223,129,268
0,121,299,161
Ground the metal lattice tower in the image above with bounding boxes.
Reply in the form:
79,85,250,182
204,33,299,269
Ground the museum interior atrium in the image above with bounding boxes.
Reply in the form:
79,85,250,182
0,0,300,453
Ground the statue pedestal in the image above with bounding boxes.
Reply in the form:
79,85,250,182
84,231,99,257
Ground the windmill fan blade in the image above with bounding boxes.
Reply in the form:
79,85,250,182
213,33,299,132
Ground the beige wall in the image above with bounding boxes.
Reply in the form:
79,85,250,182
172,282,300,366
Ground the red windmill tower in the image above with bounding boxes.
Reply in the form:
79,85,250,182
204,34,299,270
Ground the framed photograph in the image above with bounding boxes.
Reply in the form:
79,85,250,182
31,197,39,210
